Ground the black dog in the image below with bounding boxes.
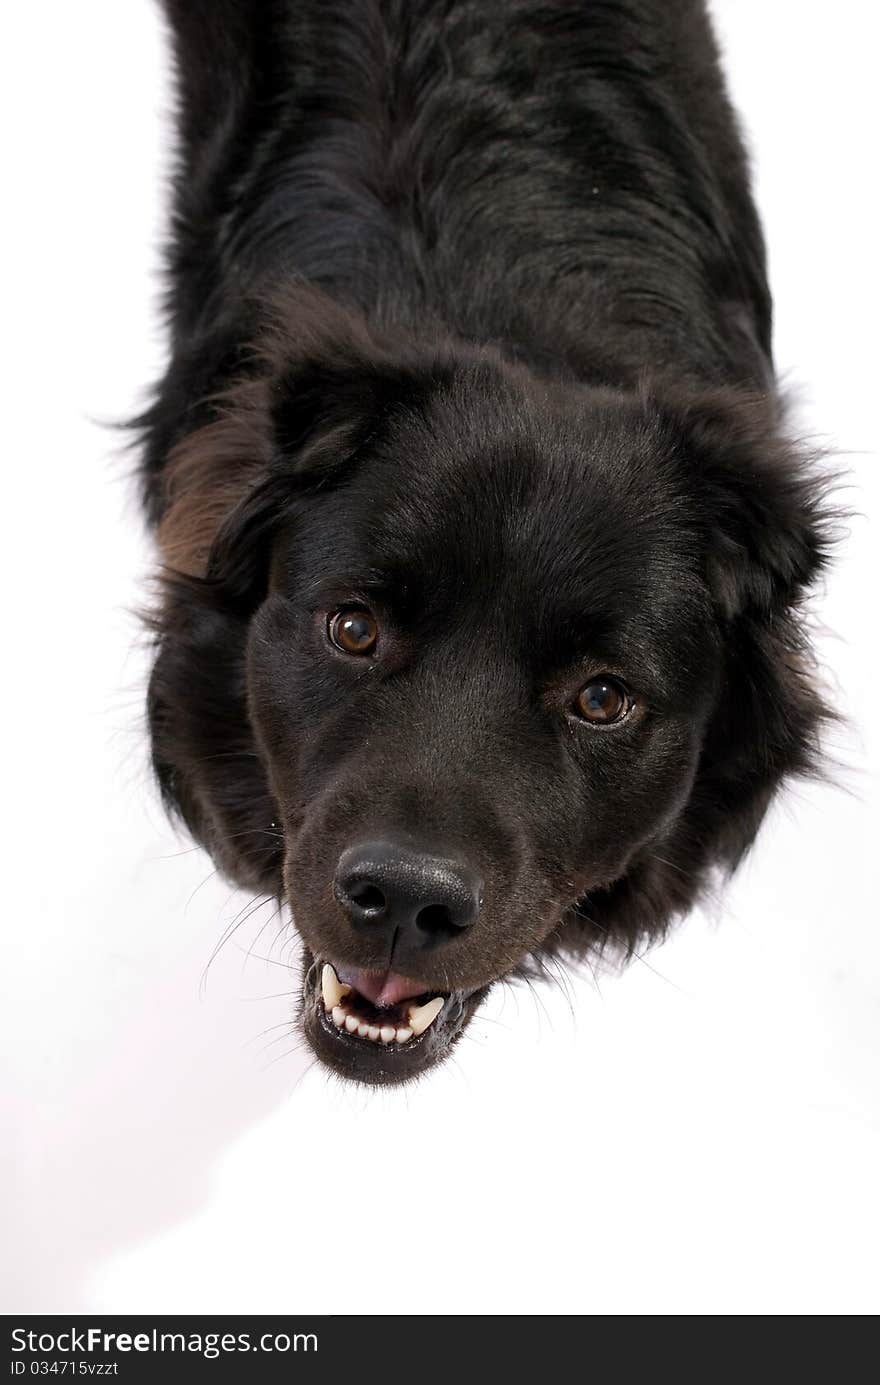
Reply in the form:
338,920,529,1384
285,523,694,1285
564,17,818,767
142,0,831,1083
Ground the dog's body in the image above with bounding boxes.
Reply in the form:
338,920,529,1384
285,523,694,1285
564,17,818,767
144,0,829,1082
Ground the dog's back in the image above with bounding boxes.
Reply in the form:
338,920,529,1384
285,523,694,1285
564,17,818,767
146,0,770,513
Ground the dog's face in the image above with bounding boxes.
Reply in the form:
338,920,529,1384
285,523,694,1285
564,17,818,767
251,382,720,1080
149,310,827,1084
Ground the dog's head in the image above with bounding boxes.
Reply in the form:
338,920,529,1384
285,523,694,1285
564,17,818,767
148,291,831,1084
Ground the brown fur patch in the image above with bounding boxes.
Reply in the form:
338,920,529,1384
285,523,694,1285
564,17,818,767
155,286,424,578
157,378,272,577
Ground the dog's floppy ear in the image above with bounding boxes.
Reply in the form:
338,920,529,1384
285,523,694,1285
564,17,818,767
157,374,275,582
157,295,444,595
653,386,831,621
646,386,837,868
271,357,396,467
156,367,377,585
198,361,390,606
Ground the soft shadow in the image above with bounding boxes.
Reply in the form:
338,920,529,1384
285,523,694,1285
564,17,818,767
4,806,310,1312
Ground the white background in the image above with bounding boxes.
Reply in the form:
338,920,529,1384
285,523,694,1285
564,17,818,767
2,1,878,1315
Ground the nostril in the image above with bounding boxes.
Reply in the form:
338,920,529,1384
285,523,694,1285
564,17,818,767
348,881,386,914
415,903,459,936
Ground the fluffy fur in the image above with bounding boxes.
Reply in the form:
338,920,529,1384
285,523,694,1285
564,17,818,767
141,0,832,1082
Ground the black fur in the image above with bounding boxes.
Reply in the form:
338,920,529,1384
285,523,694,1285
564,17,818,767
141,0,832,1083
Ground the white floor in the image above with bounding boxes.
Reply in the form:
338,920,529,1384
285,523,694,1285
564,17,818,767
2,1,878,1315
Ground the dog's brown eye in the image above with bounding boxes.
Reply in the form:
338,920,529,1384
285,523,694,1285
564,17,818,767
328,608,379,656
574,678,631,725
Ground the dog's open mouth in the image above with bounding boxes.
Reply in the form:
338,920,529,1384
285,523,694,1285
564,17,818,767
301,954,487,1084
320,962,446,1044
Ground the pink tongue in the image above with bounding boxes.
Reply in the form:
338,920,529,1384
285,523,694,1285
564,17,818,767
336,966,429,1008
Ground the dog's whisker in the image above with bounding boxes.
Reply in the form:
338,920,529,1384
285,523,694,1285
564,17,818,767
581,956,604,1000
573,908,685,993
232,948,294,971
199,892,275,995
260,1043,305,1073
287,1054,321,1093
239,990,298,1002
253,1026,299,1059
648,852,698,881
174,749,264,766
532,948,581,1016
145,844,207,862
183,867,220,916
238,904,286,981
245,1019,297,1048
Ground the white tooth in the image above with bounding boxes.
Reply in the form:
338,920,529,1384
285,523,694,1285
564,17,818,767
357,1022,370,1038
379,1025,396,1044
331,1005,346,1028
407,996,445,1036
321,963,351,1011
367,1026,381,1041
345,1014,359,1034
395,1027,413,1044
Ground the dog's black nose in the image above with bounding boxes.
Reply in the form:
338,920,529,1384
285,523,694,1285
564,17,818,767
334,841,483,950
